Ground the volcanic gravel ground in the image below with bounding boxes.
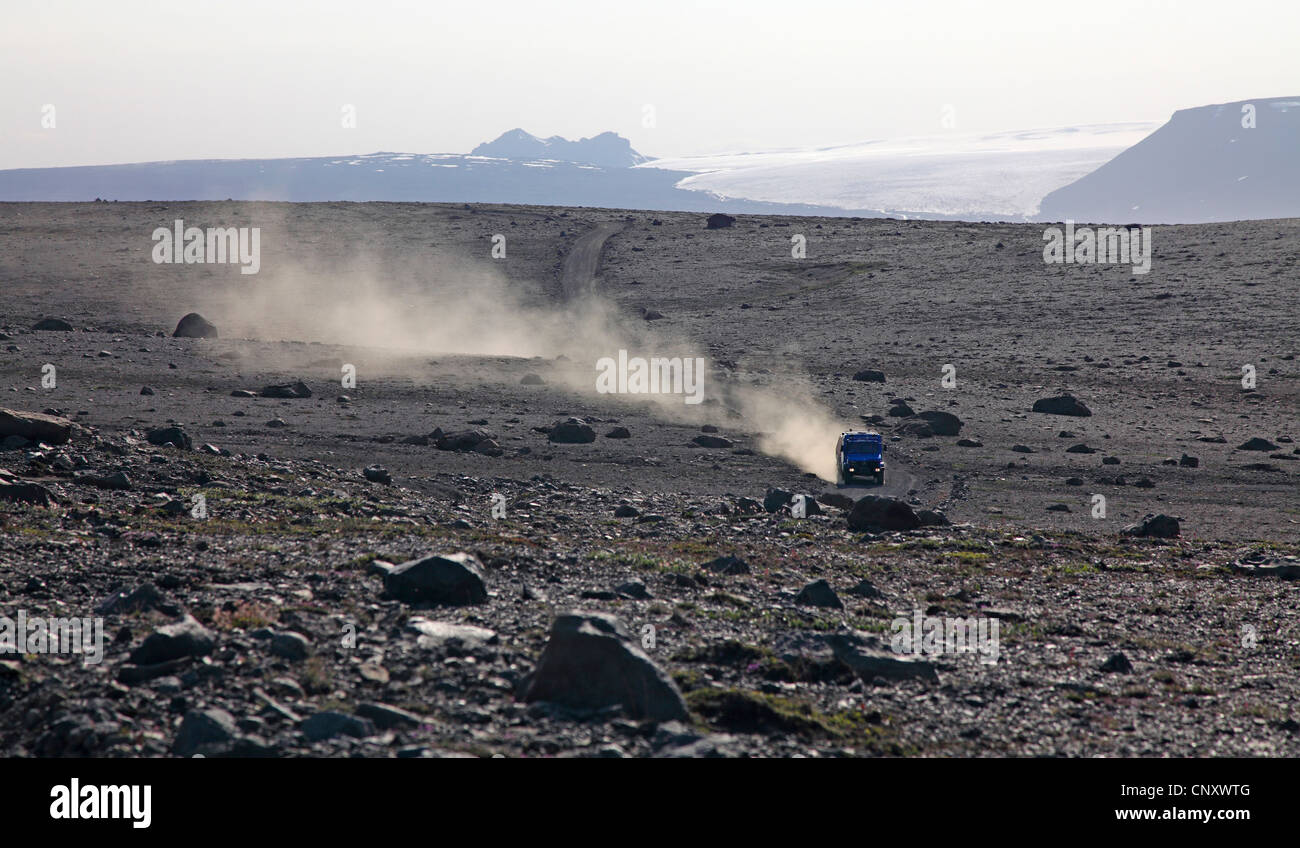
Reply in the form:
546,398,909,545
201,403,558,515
0,201,1297,757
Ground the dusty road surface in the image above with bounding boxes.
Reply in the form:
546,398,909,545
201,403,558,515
0,201,1298,758
561,222,623,300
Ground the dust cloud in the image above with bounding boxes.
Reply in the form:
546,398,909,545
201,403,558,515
215,236,850,481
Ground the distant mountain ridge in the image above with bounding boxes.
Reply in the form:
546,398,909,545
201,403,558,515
0,150,858,216
1040,96,1300,223
471,129,650,168
4,106,1300,223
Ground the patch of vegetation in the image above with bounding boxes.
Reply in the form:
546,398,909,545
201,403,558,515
210,600,277,630
686,688,897,750
299,656,332,695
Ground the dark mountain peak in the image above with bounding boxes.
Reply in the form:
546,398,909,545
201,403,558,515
1040,95,1300,223
470,129,649,168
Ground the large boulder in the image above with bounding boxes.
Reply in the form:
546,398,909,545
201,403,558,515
1238,437,1278,451
406,618,498,651
795,579,843,609
129,615,216,665
701,555,750,575
825,631,939,682
897,421,934,437
381,552,488,605
173,313,218,339
1032,394,1092,417
918,410,962,436
146,426,192,450
852,369,887,383
299,711,376,742
0,481,54,505
1121,513,1180,539
435,428,494,451
763,488,793,513
548,418,597,444
32,317,74,331
705,213,736,229
520,612,688,721
816,492,856,511
691,434,733,448
0,407,73,445
173,708,238,756
260,381,312,399
846,495,921,532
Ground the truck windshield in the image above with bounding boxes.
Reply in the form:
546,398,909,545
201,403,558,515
844,438,879,448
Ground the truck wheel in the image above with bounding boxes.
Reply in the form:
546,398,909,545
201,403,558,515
874,472,884,485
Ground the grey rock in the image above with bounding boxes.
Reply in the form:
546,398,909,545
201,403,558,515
918,410,962,436
548,418,597,444
916,508,949,526
129,615,216,665
174,708,238,756
0,481,54,505
260,381,312,399
847,495,921,532
615,580,653,600
300,711,376,742
702,555,750,575
763,488,793,512
383,552,488,605
173,313,218,338
795,579,843,609
521,612,689,722
847,579,884,599
817,492,856,510
825,631,939,682
269,631,311,661
146,426,192,450
1032,394,1092,417
96,582,169,615
1100,653,1134,673
1122,513,1180,538
32,317,74,331
405,618,497,650
0,407,73,445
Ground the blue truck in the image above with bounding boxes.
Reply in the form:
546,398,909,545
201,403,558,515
836,431,885,486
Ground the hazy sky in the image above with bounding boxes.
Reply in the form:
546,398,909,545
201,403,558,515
2,0,1297,169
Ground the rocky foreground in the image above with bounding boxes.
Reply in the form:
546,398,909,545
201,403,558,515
2,408,1299,758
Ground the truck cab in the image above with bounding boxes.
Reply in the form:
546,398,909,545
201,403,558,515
836,431,885,486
